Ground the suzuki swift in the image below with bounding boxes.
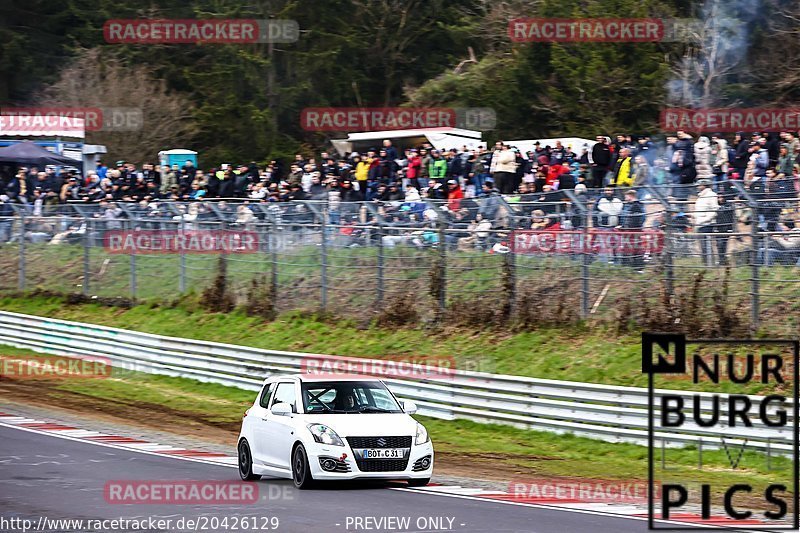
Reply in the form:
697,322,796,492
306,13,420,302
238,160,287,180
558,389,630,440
237,374,434,489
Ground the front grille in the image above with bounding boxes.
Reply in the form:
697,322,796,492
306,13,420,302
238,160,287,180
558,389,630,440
412,455,432,472
346,436,412,448
355,458,410,472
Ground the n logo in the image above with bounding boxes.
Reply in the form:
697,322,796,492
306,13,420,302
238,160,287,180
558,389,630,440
642,333,686,374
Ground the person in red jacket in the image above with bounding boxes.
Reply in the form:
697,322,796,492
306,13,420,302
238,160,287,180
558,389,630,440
446,179,464,211
546,163,569,187
406,149,422,190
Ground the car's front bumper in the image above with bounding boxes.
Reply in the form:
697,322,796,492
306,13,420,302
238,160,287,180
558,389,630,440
307,440,434,480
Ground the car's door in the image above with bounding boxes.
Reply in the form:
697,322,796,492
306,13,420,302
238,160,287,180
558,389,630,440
258,381,299,472
248,381,275,466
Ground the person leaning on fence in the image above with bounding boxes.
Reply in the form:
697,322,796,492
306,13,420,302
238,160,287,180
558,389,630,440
693,178,719,266
618,189,646,272
715,193,735,266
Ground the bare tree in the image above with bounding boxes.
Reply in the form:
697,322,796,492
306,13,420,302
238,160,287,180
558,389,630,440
667,0,752,108
746,0,800,103
36,48,198,164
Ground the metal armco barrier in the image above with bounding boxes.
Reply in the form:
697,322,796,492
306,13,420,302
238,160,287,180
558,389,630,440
0,310,792,454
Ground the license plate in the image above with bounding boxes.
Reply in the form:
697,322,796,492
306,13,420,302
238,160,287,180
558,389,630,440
360,448,405,459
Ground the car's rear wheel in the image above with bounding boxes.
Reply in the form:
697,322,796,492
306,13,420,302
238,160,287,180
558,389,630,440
408,478,430,487
238,440,261,481
292,444,315,489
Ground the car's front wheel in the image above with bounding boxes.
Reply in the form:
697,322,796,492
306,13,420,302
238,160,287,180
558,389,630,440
292,444,315,489
408,478,430,487
238,439,261,481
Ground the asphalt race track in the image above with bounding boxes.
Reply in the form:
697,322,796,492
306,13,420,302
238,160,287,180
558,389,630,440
0,424,650,533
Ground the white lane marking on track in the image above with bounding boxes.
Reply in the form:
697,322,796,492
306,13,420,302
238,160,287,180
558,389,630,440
0,420,240,469
0,420,769,530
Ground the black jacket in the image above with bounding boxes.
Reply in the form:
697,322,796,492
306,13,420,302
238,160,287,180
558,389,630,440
621,200,645,229
591,143,611,167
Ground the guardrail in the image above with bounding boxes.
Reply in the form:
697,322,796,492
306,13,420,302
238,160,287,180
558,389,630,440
0,311,791,453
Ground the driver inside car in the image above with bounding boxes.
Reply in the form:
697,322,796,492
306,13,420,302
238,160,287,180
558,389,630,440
336,391,357,411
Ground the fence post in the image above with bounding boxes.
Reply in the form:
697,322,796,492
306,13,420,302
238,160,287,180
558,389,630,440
377,222,385,307
438,223,447,314
320,209,328,312
505,230,517,319
730,181,760,335
179,216,186,293
645,185,675,303
564,190,590,319
18,212,25,291
750,216,760,334
129,237,137,300
270,218,278,299
664,209,674,302
581,209,590,318
83,217,90,296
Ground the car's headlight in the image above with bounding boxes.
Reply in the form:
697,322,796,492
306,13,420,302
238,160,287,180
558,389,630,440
415,422,429,445
307,424,344,446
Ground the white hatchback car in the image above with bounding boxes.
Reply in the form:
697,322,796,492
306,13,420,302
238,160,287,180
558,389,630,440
238,374,434,489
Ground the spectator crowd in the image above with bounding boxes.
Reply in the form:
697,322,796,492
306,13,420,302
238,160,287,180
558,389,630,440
1,130,800,269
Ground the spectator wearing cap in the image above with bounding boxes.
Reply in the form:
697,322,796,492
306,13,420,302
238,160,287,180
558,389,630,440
751,139,769,182
446,179,464,211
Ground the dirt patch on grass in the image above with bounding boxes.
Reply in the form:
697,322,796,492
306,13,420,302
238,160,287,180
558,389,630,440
0,378,239,444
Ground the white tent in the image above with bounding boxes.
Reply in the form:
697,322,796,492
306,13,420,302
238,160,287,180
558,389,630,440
506,137,596,159
331,127,484,156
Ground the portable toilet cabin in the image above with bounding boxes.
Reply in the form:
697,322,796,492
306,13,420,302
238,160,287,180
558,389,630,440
159,149,198,169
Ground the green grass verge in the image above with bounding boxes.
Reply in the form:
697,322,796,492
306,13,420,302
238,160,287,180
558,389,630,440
0,293,790,394
1,293,644,385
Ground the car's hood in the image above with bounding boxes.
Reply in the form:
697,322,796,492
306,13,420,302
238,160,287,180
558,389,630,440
303,413,419,438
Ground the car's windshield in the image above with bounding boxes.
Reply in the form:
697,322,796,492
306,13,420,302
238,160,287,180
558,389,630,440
302,381,402,414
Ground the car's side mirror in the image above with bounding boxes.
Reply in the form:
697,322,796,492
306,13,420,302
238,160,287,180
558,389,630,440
270,403,292,416
402,400,418,414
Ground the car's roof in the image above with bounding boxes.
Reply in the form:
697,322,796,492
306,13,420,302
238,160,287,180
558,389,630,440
265,373,383,383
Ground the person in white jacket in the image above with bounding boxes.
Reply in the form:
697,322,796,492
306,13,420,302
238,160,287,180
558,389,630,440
694,136,713,183
490,142,518,195
694,178,719,265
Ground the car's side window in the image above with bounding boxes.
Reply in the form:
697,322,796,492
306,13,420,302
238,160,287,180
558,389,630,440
259,382,275,409
271,382,297,413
